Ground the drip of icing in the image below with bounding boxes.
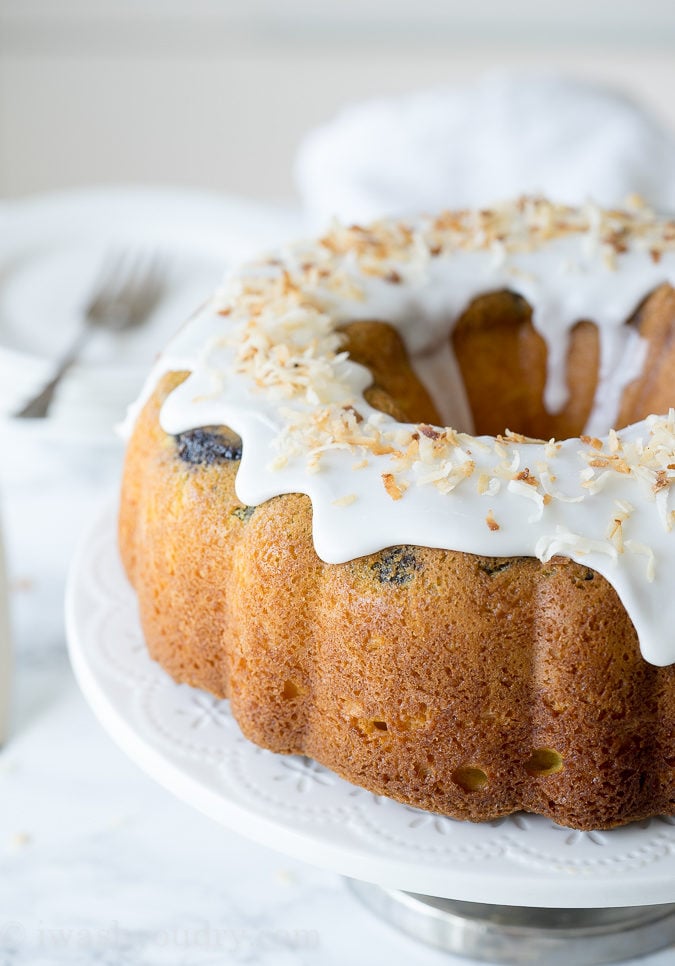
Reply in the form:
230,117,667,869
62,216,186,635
127,199,675,667
585,326,649,437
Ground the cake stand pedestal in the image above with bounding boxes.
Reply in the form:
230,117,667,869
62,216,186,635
66,506,675,965
347,884,675,963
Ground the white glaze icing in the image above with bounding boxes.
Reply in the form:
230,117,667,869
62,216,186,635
127,199,675,667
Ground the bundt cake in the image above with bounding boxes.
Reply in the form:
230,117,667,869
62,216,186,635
120,197,675,831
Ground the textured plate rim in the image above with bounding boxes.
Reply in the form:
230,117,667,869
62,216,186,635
66,501,675,908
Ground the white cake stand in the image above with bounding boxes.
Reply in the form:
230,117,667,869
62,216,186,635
66,505,675,965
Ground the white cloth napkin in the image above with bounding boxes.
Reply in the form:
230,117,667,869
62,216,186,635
295,73,675,226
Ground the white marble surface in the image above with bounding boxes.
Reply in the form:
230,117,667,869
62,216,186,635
0,429,673,965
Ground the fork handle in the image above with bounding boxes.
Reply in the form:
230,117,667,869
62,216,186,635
14,327,92,419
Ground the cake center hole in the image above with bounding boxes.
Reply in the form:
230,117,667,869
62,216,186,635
433,288,670,441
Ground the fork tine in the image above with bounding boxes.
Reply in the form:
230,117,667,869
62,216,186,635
124,253,168,323
85,249,129,316
86,249,167,328
118,254,152,319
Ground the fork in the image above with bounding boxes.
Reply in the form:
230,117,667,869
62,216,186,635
14,250,166,419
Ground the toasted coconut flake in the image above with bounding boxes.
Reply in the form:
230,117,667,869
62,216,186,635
607,517,625,554
625,540,656,581
653,469,669,493
615,499,635,515
514,467,539,486
486,509,500,531
540,471,584,504
332,494,358,507
608,429,622,453
581,435,603,450
535,527,619,564
581,469,614,493
656,487,674,532
382,472,406,501
507,478,546,521
342,404,364,424
544,438,562,458
503,429,528,444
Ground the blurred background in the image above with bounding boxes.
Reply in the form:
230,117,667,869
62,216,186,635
2,0,675,202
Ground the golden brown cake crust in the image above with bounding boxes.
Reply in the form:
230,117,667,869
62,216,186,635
120,310,675,831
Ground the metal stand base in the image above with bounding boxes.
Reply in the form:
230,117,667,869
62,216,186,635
347,879,675,964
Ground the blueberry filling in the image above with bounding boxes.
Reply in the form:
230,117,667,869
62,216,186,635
371,547,421,585
175,428,242,465
231,505,256,523
478,559,513,576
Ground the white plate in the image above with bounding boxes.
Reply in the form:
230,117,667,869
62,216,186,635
67,503,675,908
0,186,302,435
